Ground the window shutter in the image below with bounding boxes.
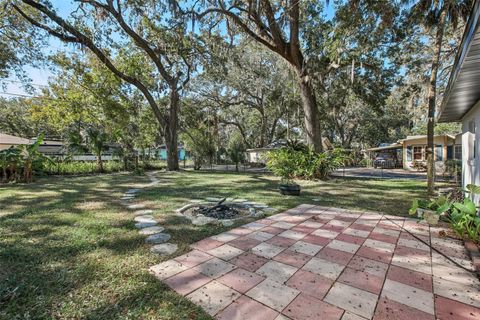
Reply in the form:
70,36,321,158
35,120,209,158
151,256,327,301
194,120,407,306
407,146,412,161
447,146,453,160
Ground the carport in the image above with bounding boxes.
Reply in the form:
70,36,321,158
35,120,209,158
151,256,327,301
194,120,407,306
363,143,403,168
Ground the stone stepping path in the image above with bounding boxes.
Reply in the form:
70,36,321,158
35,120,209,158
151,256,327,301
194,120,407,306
146,233,171,244
118,171,177,256
139,226,165,235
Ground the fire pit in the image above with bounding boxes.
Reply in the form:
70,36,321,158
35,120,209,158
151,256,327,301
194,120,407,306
193,198,239,219
175,197,276,226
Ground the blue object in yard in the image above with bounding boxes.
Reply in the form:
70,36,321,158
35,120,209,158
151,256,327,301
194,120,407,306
158,148,187,160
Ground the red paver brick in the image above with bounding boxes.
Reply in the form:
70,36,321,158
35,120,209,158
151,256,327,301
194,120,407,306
357,246,393,264
335,233,365,246
230,252,269,272
281,215,308,224
336,215,357,222
434,295,480,320
174,250,213,267
348,255,388,278
316,247,354,265
266,236,297,248
273,250,312,268
387,265,432,292
320,224,345,233
256,218,277,225
373,296,434,320
350,223,375,232
229,236,262,251
291,225,316,234
394,245,430,258
369,232,398,244
338,267,384,294
228,228,254,236
217,268,265,293
286,269,333,300
163,268,211,295
282,293,343,320
377,221,402,231
261,226,286,235
191,238,224,251
400,232,430,244
311,216,333,224
302,234,331,246
217,295,279,320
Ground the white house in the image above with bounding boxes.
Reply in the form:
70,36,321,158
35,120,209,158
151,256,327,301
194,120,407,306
438,0,480,191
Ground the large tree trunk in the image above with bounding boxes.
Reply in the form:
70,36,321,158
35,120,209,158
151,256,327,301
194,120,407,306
426,10,447,195
296,71,323,152
165,89,180,171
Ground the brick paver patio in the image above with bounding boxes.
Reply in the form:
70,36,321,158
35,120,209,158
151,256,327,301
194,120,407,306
150,204,480,320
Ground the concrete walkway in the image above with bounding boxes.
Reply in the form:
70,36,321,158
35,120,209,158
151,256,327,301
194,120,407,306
150,205,479,320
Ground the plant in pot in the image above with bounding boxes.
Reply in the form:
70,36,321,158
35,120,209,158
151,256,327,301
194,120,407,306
265,148,301,196
409,196,452,225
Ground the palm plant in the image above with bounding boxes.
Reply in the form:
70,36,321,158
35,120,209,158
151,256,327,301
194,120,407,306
0,147,22,182
406,0,473,195
85,126,108,173
18,133,46,183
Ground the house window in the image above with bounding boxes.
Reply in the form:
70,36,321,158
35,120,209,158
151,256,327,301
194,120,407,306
435,145,443,161
413,146,423,160
406,146,412,161
454,145,462,160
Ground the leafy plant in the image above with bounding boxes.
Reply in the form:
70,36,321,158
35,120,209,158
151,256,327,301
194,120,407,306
266,144,348,184
408,195,452,216
448,197,480,243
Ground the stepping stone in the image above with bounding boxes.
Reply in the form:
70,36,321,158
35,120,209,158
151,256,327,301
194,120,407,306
189,199,203,203
233,199,248,202
128,203,146,210
192,216,216,226
126,188,140,194
139,226,165,235
134,209,153,215
220,220,234,227
135,222,157,229
206,197,223,202
253,204,268,208
134,215,156,223
145,233,171,244
121,196,135,200
150,243,178,255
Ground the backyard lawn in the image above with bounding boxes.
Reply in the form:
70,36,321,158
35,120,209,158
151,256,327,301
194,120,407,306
0,171,428,319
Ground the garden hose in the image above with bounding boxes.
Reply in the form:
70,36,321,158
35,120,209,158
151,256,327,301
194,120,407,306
382,215,478,276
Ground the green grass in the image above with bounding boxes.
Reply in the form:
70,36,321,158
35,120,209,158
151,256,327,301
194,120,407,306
0,171,428,319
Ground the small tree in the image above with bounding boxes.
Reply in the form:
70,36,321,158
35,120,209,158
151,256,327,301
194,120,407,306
228,134,246,172
18,134,45,183
85,126,108,173
182,128,216,170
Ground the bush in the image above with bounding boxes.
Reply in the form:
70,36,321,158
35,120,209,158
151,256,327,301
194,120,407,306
265,143,348,183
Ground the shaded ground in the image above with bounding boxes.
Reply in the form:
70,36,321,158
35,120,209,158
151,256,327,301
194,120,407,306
154,205,480,319
0,171,431,319
331,167,455,182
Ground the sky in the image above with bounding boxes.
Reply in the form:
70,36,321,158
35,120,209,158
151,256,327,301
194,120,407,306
0,1,336,99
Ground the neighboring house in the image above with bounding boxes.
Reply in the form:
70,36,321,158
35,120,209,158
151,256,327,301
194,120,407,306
0,132,119,161
0,133,31,151
364,134,461,171
246,138,334,164
437,0,480,191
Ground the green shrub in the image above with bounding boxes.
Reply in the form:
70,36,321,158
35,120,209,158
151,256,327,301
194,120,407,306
265,143,348,182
